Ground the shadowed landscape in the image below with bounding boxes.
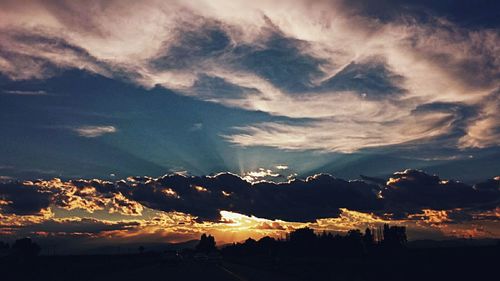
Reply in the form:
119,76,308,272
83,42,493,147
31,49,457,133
1,226,499,281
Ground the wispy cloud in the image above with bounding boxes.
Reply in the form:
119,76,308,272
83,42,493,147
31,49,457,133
74,125,117,138
458,91,500,149
2,90,48,96
225,110,453,152
0,0,498,152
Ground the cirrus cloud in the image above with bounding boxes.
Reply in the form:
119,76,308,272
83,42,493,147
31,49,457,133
0,0,498,152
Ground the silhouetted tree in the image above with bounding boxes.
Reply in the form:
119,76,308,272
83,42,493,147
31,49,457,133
196,234,216,253
345,229,364,255
138,245,145,254
347,229,363,240
289,227,316,243
257,236,276,248
288,227,317,254
243,237,257,246
222,224,408,260
363,228,374,248
382,224,407,248
0,240,9,257
11,238,41,259
257,236,278,256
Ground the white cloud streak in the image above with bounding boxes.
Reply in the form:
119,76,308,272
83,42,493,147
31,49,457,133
74,126,117,138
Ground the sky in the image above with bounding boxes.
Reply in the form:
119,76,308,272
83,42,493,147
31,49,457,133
0,0,499,251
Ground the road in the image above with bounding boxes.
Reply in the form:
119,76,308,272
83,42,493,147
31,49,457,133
96,261,293,281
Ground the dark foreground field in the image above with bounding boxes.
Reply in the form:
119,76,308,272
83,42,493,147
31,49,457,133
0,245,498,281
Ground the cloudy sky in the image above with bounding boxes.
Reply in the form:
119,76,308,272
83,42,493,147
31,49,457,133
0,0,499,249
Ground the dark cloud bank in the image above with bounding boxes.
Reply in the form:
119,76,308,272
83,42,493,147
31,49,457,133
1,170,498,222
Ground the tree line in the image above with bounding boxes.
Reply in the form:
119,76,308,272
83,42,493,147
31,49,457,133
0,238,41,259
215,224,407,258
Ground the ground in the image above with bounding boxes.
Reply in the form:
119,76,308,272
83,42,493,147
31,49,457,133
0,245,498,281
